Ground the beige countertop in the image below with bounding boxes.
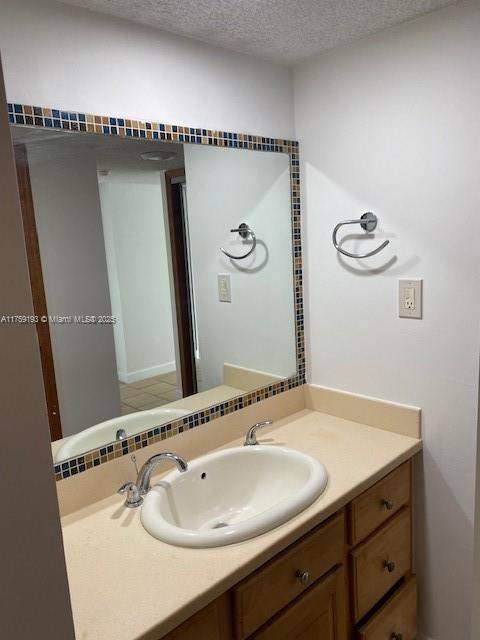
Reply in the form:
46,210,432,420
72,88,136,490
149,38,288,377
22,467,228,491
61,407,422,640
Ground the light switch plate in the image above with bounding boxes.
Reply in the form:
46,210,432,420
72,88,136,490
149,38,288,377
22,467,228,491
218,274,231,303
399,279,422,319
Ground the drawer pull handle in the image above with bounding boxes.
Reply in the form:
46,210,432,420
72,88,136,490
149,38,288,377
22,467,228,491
296,570,311,585
382,498,394,510
384,560,396,573
391,634,403,640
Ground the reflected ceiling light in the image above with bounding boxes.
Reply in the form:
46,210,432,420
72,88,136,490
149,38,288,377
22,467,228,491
141,150,177,161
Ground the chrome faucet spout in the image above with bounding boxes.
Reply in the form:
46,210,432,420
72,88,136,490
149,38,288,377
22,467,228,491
118,451,188,508
137,452,188,495
244,420,273,446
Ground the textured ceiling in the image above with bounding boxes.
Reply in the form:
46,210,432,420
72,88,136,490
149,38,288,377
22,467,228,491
57,0,457,64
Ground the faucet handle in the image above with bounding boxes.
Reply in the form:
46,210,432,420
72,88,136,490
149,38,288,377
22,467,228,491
118,482,143,508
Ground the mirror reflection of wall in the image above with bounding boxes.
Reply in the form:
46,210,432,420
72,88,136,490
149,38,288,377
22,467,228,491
11,125,297,464
97,167,178,411
184,144,296,392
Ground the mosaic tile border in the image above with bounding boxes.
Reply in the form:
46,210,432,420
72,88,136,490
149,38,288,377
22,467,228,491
7,101,305,482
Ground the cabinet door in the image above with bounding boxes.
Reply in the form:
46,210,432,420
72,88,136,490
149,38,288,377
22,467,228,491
251,567,347,640
162,593,231,640
234,512,345,639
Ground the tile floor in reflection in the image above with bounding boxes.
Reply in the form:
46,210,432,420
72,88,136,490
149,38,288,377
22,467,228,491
119,371,182,415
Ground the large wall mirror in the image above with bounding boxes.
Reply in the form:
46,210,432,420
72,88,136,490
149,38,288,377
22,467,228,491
9,110,302,478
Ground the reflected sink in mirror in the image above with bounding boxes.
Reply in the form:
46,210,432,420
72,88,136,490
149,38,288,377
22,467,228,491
53,407,190,462
141,446,328,547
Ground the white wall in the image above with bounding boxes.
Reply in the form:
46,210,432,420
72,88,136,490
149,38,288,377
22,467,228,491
294,3,480,639
184,144,296,391
28,147,121,437
99,179,176,383
0,0,294,140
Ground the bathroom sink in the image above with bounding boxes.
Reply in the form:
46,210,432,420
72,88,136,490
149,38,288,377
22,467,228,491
141,445,328,547
54,407,190,462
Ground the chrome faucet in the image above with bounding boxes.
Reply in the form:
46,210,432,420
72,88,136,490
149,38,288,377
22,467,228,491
137,452,188,493
244,420,273,446
118,452,188,508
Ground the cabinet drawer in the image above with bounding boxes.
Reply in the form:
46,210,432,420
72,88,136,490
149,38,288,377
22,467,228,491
233,511,345,639
357,576,417,640
351,507,411,621
251,566,347,640
348,462,411,546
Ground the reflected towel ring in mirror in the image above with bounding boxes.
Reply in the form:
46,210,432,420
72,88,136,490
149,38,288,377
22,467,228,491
332,212,390,259
221,222,257,260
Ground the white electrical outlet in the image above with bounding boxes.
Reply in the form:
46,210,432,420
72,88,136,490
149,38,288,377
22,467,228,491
399,279,422,319
404,287,415,309
217,274,231,303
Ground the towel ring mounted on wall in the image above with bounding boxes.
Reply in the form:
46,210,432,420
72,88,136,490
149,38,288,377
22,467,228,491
332,212,390,259
221,223,257,260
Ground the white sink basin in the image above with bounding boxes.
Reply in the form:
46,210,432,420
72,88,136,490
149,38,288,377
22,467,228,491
54,407,190,462
141,446,328,547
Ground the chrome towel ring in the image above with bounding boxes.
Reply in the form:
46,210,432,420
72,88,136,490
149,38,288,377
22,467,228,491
332,212,389,259
221,223,256,260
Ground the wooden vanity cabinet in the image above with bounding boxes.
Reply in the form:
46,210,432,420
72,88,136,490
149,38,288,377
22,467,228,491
162,511,347,640
347,462,411,547
250,566,347,640
350,507,411,620
161,593,232,640
233,511,345,638
356,576,417,640
161,460,416,640
348,461,416,639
